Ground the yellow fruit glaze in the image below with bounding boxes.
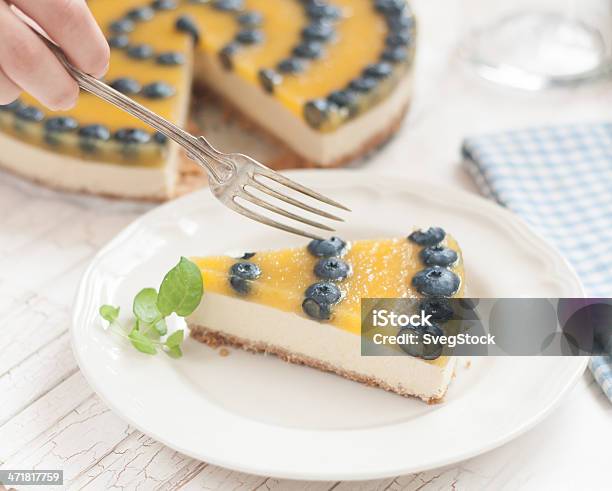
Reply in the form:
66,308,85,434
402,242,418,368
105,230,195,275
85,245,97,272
7,0,193,166
192,235,464,338
1,0,414,165
230,0,389,115
21,0,191,134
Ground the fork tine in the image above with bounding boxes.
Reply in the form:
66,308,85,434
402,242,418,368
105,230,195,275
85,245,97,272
248,178,344,222
228,198,325,240
240,189,335,232
254,166,351,211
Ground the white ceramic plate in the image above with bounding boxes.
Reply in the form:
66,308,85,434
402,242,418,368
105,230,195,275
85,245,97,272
72,171,587,481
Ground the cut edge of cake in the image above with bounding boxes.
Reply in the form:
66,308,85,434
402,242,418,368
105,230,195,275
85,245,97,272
190,326,456,404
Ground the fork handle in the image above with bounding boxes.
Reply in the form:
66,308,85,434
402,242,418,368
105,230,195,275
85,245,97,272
36,31,230,183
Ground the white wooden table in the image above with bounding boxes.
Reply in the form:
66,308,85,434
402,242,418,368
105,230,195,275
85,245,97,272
1,1,611,489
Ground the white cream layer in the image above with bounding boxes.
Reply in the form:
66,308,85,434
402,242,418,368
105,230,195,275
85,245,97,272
0,132,178,200
195,56,414,165
189,292,455,401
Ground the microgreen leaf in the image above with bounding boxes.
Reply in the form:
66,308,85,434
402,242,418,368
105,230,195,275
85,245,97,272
141,322,161,341
100,257,202,358
153,317,168,336
165,329,184,348
100,305,120,323
157,257,203,317
128,327,157,355
164,345,183,359
133,288,163,324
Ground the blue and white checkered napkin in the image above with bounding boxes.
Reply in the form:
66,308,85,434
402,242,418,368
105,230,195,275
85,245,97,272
462,122,612,402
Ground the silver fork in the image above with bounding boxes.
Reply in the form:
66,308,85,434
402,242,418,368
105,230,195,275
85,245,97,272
39,34,350,240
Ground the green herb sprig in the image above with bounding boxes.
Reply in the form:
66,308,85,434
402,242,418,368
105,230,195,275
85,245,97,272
99,257,203,358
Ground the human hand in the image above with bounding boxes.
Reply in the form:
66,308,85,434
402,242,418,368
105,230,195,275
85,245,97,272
0,0,109,110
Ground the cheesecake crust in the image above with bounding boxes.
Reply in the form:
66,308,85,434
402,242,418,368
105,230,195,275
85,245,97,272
190,324,448,404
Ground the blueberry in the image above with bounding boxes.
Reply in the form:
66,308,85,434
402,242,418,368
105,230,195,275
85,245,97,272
229,261,261,294
302,297,332,321
110,78,141,95
328,89,357,108
328,90,358,116
127,6,154,21
110,18,134,34
412,267,460,297
237,11,263,27
419,334,446,359
79,124,111,140
156,52,185,65
399,323,444,360
302,21,334,41
114,128,152,144
0,100,23,112
305,281,342,305
219,42,239,70
306,4,341,20
45,117,78,133
277,57,304,74
127,44,154,59
230,262,261,280
44,119,77,145
304,99,331,129
408,227,445,246
363,62,393,79
15,105,44,122
386,31,411,47
141,82,175,99
108,35,129,49
375,0,406,15
153,131,168,144
213,0,244,12
151,0,177,10
419,298,454,323
382,47,408,63
293,41,323,59
349,77,377,93
420,245,458,267
236,29,264,45
229,276,252,294
258,69,282,93
387,13,414,31
307,236,347,257
314,257,351,281
176,15,200,43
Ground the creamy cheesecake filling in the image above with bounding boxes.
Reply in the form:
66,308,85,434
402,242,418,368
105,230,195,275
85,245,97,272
195,54,414,165
189,292,456,402
0,131,178,200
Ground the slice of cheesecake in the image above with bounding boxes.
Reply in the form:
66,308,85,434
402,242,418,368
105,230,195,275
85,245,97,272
188,228,465,403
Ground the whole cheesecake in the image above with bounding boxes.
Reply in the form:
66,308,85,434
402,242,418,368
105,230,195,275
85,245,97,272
0,0,416,200
188,227,465,403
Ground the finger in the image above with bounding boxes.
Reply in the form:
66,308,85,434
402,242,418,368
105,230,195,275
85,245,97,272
0,3,79,110
11,0,109,78
0,67,21,105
